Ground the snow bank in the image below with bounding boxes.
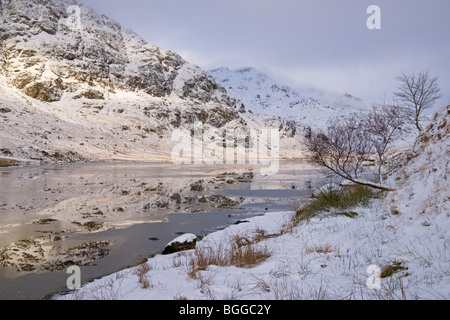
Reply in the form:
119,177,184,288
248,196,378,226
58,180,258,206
55,205,448,300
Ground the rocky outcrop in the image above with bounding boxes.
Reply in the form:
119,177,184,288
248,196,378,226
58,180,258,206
22,80,64,102
0,0,242,109
162,234,197,255
0,236,112,273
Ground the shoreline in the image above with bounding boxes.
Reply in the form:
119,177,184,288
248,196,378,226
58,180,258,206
52,210,295,300
0,157,314,169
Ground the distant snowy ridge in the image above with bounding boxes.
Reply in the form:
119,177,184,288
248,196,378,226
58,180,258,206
208,67,370,131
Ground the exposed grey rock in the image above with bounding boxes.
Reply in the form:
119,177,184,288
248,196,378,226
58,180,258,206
162,233,197,255
0,236,112,273
80,89,104,100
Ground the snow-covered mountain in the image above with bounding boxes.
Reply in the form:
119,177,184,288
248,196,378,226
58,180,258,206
209,67,370,131
0,0,247,162
0,0,385,164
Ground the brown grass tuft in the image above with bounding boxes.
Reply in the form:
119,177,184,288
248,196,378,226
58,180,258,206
132,256,152,289
380,261,408,279
306,244,335,254
186,233,272,279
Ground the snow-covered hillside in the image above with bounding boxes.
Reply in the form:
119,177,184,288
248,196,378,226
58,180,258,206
386,105,450,217
56,105,449,300
209,67,370,131
0,0,248,162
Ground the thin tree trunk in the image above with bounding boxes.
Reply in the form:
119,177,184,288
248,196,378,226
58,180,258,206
350,178,396,192
415,115,422,132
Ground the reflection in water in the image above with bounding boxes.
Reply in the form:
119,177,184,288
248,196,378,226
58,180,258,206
0,161,320,299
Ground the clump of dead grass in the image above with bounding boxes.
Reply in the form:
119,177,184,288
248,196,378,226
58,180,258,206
132,256,152,289
186,233,272,279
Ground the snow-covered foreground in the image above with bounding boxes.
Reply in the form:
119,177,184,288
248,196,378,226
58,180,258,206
54,106,449,300
55,202,448,300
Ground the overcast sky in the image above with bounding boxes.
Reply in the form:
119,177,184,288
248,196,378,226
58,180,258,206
82,0,449,111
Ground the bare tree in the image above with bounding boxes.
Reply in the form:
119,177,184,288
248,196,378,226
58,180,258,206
304,113,396,191
304,107,408,192
365,103,406,184
393,70,442,131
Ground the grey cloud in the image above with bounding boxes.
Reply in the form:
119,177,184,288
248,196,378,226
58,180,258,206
82,0,450,109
